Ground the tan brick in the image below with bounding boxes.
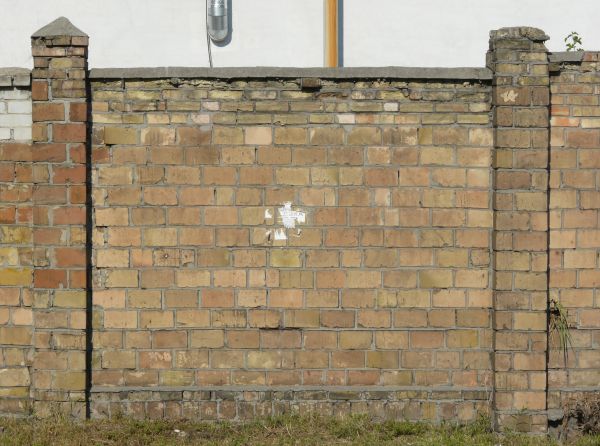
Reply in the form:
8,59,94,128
139,352,173,369
513,312,546,330
0,268,32,286
104,127,137,145
140,311,173,328
175,351,209,368
128,290,161,308
419,270,453,288
410,331,444,349
244,127,272,145
53,371,85,390
105,270,138,288
0,368,31,387
143,228,177,246
176,270,210,287
270,250,302,267
310,127,344,145
54,290,86,308
189,330,224,348
103,311,137,329
275,167,309,185
102,351,136,369
274,128,307,145
447,330,479,348
339,331,371,349
213,126,243,145
0,327,32,345
222,147,255,165
347,271,381,288
177,127,211,145
347,127,381,145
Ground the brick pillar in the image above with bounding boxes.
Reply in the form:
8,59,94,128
488,28,550,433
30,17,89,417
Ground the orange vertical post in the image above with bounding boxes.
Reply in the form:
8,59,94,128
324,0,339,67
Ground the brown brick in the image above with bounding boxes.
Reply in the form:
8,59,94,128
32,81,48,100
53,123,86,142
33,103,64,121
69,102,87,121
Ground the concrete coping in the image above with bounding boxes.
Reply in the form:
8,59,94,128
490,27,549,42
89,66,493,81
32,16,88,38
0,68,31,87
549,52,585,63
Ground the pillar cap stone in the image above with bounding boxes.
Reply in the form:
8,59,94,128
490,27,549,42
32,17,88,38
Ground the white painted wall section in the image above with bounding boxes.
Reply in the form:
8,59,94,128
0,0,599,68
343,0,600,67
0,88,32,141
1,0,324,68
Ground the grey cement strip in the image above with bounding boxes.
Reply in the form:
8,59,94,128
549,52,584,63
89,66,493,81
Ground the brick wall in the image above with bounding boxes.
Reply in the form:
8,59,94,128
89,73,494,421
0,69,32,416
0,18,599,433
488,27,550,434
30,22,90,418
548,52,600,422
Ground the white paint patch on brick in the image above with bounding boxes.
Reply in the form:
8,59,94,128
7,100,31,114
0,86,32,142
337,114,355,124
274,228,287,240
0,114,31,127
13,127,32,140
501,89,518,103
0,89,30,100
278,202,305,229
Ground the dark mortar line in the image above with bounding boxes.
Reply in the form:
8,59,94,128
84,62,93,419
545,77,552,422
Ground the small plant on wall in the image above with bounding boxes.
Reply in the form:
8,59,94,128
564,31,584,51
549,299,573,364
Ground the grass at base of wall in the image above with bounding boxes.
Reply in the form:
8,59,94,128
0,413,596,445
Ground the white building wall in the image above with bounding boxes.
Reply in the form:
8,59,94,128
1,0,599,69
343,0,600,67
2,0,324,68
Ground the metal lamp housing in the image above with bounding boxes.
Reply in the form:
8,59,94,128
207,0,228,42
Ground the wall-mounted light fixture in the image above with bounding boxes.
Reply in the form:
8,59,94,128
207,0,228,42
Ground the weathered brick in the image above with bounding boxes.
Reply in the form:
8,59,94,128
104,127,137,145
